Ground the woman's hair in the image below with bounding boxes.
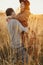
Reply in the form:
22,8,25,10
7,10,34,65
6,8,14,16
19,0,30,10
19,0,30,6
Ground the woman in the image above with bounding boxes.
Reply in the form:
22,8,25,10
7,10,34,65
16,0,30,64
12,0,30,27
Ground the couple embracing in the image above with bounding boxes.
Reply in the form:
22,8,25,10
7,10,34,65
6,0,30,64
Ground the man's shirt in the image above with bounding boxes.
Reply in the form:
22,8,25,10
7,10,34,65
7,19,28,48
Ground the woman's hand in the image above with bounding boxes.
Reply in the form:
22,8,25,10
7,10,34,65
6,16,12,22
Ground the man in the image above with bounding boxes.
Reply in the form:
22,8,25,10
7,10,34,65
6,8,28,48
6,8,28,64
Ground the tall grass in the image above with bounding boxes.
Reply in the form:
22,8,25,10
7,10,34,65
0,14,43,65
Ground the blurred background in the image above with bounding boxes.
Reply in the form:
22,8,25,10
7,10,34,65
0,0,43,65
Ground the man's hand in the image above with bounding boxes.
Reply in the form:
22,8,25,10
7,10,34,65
20,20,28,27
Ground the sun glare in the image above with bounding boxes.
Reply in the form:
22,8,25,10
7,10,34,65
0,0,43,14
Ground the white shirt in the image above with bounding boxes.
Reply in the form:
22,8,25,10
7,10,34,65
7,19,28,48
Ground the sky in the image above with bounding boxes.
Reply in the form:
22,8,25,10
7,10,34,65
0,0,43,14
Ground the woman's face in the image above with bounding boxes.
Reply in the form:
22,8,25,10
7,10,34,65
20,2,25,12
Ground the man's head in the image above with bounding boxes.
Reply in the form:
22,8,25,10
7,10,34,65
6,8,15,16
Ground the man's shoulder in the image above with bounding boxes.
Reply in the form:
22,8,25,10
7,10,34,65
8,19,25,28
9,19,20,25
10,19,19,22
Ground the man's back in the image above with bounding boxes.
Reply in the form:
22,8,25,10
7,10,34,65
7,19,28,48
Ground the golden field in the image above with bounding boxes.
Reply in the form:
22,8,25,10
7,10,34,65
0,12,43,65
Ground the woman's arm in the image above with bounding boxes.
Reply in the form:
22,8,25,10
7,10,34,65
11,12,29,27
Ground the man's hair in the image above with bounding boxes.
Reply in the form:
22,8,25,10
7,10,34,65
6,8,14,16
